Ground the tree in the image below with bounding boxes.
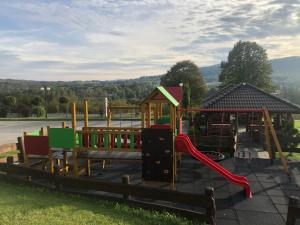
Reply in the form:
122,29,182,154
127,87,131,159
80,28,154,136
219,41,274,91
2,96,16,115
31,96,43,106
160,60,207,108
59,96,69,119
32,106,45,117
17,104,31,117
279,119,300,152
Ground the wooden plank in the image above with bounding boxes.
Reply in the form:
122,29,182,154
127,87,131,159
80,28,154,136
84,127,141,131
263,108,289,173
0,173,209,224
77,130,141,135
84,100,88,128
77,151,142,160
77,147,141,151
0,163,212,208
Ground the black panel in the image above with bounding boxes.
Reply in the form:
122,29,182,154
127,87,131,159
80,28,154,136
142,128,173,182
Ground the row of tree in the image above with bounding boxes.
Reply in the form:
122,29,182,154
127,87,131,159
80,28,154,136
160,40,275,108
0,40,283,117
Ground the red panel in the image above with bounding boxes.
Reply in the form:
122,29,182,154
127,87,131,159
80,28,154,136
135,134,141,149
110,134,115,148
150,124,170,129
24,136,49,156
123,134,128,148
97,134,103,148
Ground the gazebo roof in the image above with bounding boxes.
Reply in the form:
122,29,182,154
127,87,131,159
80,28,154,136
203,83,300,113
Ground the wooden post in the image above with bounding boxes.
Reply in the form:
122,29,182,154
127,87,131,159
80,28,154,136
72,104,78,177
72,102,76,130
86,159,91,176
122,175,130,199
7,156,14,164
263,113,272,161
286,196,299,225
61,121,66,128
40,127,45,136
154,103,159,124
159,103,163,118
141,106,145,128
16,136,25,163
205,187,216,225
263,107,289,173
146,103,151,128
84,100,88,128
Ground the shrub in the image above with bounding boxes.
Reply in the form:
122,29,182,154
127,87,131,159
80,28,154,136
32,106,46,117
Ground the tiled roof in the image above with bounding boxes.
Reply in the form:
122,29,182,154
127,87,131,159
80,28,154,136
203,83,300,113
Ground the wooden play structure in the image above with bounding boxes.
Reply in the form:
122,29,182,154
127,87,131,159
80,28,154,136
16,86,255,198
9,84,296,202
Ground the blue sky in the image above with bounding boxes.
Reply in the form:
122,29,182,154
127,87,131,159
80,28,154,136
0,0,299,81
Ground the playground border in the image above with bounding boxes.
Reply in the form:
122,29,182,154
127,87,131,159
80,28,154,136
0,161,216,225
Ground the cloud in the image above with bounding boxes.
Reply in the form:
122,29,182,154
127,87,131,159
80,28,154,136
0,0,299,80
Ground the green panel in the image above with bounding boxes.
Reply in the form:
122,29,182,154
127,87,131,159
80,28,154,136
28,130,41,136
156,86,179,106
91,133,97,147
129,134,135,149
104,133,109,149
157,116,170,124
48,128,75,149
78,133,83,147
116,134,122,149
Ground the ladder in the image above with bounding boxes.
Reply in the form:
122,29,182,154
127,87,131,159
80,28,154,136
262,107,289,174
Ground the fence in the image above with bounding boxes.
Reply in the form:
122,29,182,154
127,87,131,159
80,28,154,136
0,162,216,225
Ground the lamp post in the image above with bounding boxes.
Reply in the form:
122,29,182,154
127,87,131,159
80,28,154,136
40,87,51,119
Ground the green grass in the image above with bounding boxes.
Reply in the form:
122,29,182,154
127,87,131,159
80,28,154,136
276,152,300,160
0,180,201,225
0,150,18,159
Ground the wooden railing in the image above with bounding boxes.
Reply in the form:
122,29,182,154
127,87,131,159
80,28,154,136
0,163,217,225
76,127,142,151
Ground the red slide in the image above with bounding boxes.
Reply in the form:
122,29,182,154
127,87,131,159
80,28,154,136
175,134,252,198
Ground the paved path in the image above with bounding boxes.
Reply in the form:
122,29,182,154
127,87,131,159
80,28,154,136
0,120,140,145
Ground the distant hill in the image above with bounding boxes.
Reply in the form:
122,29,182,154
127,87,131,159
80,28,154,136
198,56,300,84
0,56,299,90
270,56,300,83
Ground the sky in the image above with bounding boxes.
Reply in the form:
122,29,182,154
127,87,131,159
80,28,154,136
0,0,300,81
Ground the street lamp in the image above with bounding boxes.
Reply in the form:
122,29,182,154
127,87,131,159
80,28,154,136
40,87,51,119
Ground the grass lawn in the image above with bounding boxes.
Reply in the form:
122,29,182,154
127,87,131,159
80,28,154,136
0,150,18,159
0,180,201,225
276,152,300,160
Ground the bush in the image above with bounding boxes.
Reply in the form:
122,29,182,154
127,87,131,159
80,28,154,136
279,119,300,152
0,107,8,117
17,104,32,117
32,106,46,117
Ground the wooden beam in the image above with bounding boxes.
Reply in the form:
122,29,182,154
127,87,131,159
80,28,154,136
263,107,288,173
72,102,76,130
83,100,88,128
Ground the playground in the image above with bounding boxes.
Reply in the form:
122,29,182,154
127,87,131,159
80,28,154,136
0,85,299,225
